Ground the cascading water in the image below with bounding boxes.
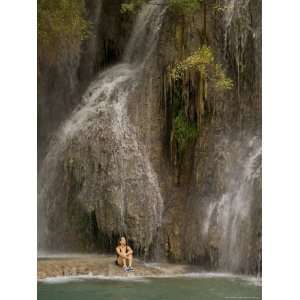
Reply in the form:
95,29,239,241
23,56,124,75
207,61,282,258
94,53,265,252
204,1,261,273
223,0,252,48
204,136,261,273
223,0,259,106
38,1,167,254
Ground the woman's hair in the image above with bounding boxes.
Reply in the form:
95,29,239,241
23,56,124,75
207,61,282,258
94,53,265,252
118,236,127,246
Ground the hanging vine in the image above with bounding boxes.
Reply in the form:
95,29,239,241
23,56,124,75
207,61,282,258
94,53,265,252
165,45,233,177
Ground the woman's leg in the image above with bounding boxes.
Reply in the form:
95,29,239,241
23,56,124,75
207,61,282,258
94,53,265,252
117,256,127,268
126,254,133,267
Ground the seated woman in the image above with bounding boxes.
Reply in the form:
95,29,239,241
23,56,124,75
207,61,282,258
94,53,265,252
115,236,134,272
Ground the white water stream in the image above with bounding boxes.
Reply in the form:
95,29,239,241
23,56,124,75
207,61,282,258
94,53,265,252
38,1,167,251
203,136,261,272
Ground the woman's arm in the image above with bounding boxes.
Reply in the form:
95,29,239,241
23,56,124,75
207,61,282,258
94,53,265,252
126,246,133,256
116,247,127,259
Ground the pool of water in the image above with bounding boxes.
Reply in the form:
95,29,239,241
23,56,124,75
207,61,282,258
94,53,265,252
38,275,261,300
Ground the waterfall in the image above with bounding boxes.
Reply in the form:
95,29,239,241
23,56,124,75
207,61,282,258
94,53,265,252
223,0,251,33
124,0,166,64
205,136,261,273
38,2,167,253
223,0,256,99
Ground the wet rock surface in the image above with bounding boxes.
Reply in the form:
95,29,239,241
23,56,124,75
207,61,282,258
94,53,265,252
37,255,197,280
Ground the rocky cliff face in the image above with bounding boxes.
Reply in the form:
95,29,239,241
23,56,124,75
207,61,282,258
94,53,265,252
38,0,134,162
155,0,261,274
38,0,261,275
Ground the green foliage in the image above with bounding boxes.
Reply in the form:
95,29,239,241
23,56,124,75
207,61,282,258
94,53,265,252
213,4,229,13
121,0,145,14
120,0,201,16
173,111,198,153
168,46,233,159
214,64,234,90
121,3,136,13
38,0,91,65
168,0,201,15
171,45,233,92
170,82,198,157
171,45,214,79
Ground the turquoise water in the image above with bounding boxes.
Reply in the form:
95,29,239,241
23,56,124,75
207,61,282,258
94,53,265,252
38,276,261,300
